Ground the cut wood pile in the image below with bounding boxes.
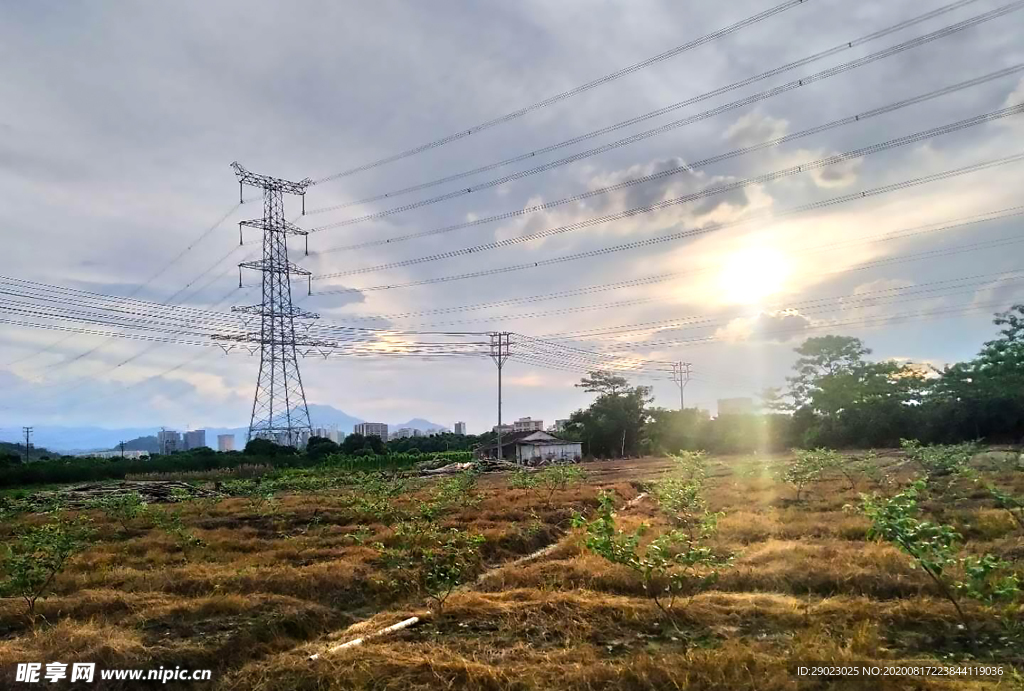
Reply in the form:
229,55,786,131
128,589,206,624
416,456,580,476
31,480,219,507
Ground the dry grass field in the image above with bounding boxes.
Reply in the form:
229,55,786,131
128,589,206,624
2,452,1023,690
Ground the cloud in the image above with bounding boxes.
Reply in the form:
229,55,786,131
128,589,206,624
491,154,762,247
852,278,915,296
714,309,813,343
724,111,789,148
1005,77,1024,108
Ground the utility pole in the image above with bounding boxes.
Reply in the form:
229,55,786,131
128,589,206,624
232,162,316,448
119,440,126,459
489,332,511,460
22,426,32,463
671,362,693,410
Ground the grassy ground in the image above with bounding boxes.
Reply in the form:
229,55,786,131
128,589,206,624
1,453,1022,690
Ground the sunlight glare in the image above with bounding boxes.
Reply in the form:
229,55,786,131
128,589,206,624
718,246,791,305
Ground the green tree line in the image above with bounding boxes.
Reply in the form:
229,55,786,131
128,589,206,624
564,305,1024,456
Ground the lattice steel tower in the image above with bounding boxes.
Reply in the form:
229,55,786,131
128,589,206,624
232,162,315,447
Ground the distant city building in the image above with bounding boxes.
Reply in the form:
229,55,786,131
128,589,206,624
217,434,235,452
513,417,544,432
552,419,570,433
157,429,181,455
492,424,513,435
78,449,148,460
183,429,206,451
354,422,388,439
717,397,755,417
311,425,340,443
454,421,466,435
390,427,422,440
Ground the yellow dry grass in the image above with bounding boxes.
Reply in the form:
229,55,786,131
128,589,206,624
0,453,1021,690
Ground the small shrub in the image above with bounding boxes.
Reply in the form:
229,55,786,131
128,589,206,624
859,481,1020,630
780,449,836,501
669,450,708,484
901,439,978,478
352,472,407,522
0,515,94,621
988,486,1024,533
224,479,277,515
537,465,586,504
376,522,484,612
430,471,480,512
152,508,205,556
574,492,730,625
506,469,540,493
87,491,149,532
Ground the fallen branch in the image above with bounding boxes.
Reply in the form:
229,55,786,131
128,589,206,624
309,614,427,660
624,492,649,509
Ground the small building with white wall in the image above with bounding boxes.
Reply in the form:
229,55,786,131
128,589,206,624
476,430,582,464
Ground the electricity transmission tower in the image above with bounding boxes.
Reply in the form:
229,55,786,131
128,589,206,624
489,332,512,459
232,162,316,448
670,362,693,410
22,426,32,462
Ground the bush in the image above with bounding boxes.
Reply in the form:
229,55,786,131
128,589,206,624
376,522,484,612
860,481,1020,630
87,491,148,532
574,493,730,625
537,465,587,503
901,439,978,477
0,515,94,620
780,448,837,501
506,469,540,492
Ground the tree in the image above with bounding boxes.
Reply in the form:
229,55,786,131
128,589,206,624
576,371,631,396
758,386,789,413
306,435,340,462
244,438,293,457
568,371,653,458
786,336,871,411
1,515,94,622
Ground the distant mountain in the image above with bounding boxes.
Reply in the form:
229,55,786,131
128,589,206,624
0,426,160,453
0,440,55,461
305,404,364,433
119,436,159,453
0,405,446,452
391,418,448,433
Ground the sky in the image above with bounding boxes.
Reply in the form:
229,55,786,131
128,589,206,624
1,0,1023,436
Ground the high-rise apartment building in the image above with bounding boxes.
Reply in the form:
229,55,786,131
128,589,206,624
157,429,181,455
513,417,544,432
217,434,235,452
354,422,388,439
183,429,206,451
311,425,340,443
454,421,466,435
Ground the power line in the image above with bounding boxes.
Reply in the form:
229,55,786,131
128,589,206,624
310,65,1023,255
311,151,1024,294
3,203,246,368
317,205,1024,321
334,234,1024,330
542,299,1018,352
541,270,1024,341
314,104,1024,279
310,0,815,185
306,0,1014,224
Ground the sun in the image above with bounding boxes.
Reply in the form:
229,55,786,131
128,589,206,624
717,246,791,305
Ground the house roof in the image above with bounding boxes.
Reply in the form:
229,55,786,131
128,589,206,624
475,430,570,453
